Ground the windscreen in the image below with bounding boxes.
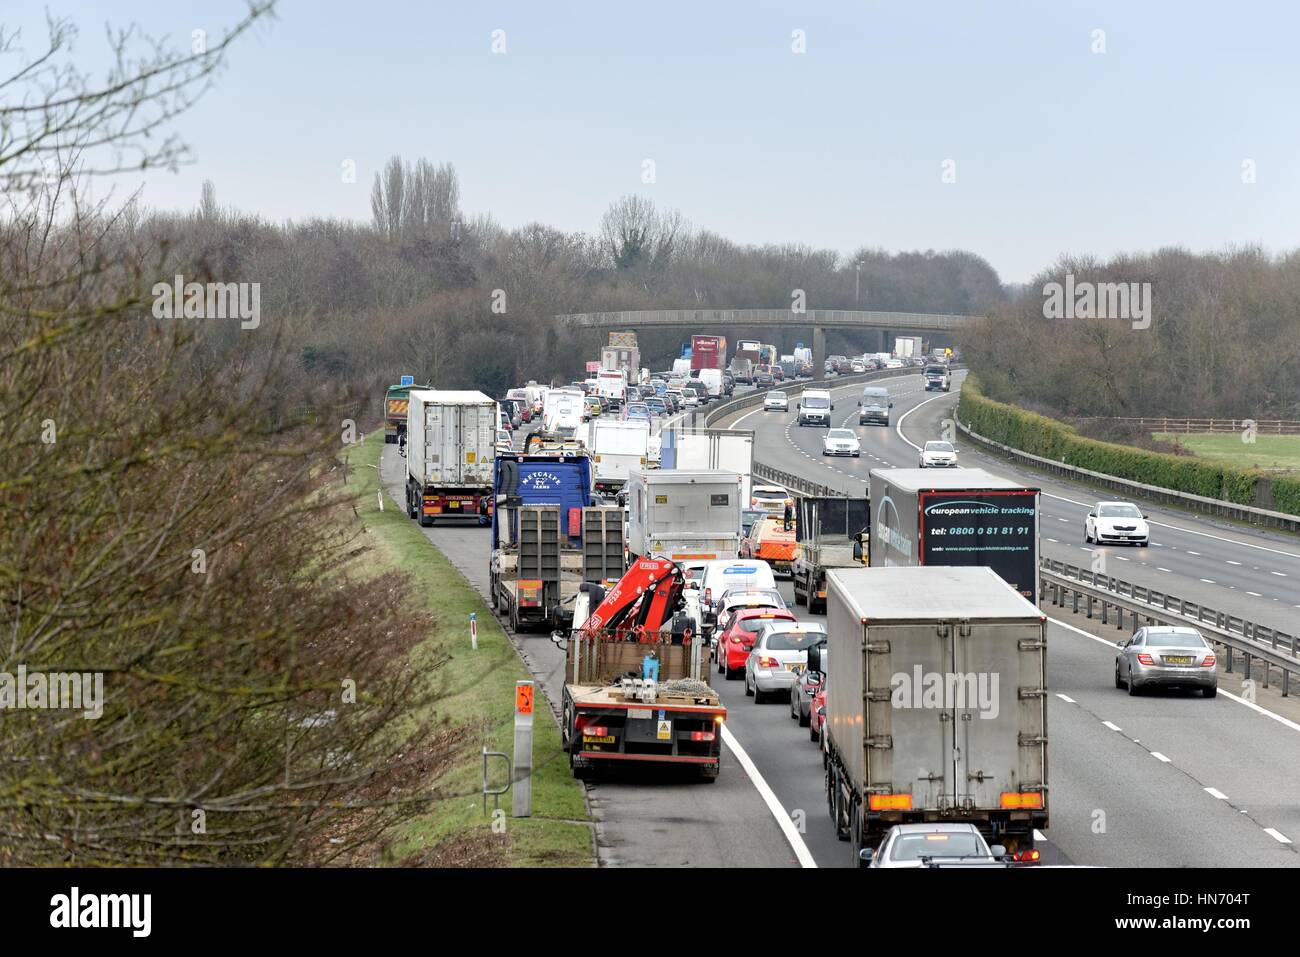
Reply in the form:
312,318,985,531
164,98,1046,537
1148,631,1208,649
890,833,986,861
802,396,829,409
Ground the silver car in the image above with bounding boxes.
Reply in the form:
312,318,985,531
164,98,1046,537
745,622,824,704
863,823,1007,869
1115,626,1217,697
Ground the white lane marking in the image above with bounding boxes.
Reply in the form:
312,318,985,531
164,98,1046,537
1272,571,1288,577
894,390,956,452
1247,591,1262,597
1264,828,1293,844
1157,567,1172,573
719,724,817,868
1204,787,1228,800
1187,551,1201,556
1200,579,1216,584
1102,720,1122,732
1151,752,1171,763
1226,560,1242,566
1055,693,1075,703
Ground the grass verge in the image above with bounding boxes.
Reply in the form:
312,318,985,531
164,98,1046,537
339,431,593,867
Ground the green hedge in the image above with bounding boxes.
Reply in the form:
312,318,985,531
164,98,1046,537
957,377,1267,508
1273,476,1300,517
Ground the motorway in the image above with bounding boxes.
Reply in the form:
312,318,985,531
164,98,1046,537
382,377,1300,868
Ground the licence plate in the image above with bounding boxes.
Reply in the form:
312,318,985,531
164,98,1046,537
583,735,615,745
1165,656,1193,665
448,501,460,508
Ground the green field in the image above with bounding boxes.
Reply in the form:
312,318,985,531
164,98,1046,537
339,432,593,867
1155,433,1300,473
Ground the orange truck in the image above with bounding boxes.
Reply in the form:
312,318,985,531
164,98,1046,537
741,514,799,576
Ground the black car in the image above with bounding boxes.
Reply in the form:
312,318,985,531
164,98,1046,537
755,372,774,387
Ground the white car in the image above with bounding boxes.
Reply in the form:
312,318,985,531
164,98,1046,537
750,485,793,514
850,359,866,373
919,440,958,468
822,428,861,457
764,390,789,412
1085,501,1150,547
863,823,1007,869
744,621,826,703
495,429,513,454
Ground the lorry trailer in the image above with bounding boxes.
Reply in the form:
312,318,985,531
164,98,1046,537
626,469,743,562
820,566,1048,864
791,495,870,613
869,468,1040,602
404,390,497,526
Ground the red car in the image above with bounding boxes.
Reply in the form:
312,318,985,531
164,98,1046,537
810,679,828,746
715,607,796,680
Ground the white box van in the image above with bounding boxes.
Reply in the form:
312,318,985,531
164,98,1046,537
797,388,833,427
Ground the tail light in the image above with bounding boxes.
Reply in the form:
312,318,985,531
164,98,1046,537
757,656,780,668
582,726,608,737
1014,849,1041,863
868,794,912,811
999,792,1044,809
1202,655,1216,667
1136,653,1155,666
690,731,715,742
704,588,712,604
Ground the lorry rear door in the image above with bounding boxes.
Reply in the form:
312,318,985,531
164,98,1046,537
952,621,1046,811
867,623,951,811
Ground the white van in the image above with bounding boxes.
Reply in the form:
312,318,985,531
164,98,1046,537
698,559,777,638
692,367,724,397
797,388,833,427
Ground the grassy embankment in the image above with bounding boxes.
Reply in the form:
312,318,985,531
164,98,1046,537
339,431,592,867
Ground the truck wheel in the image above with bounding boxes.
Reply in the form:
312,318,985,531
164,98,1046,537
509,606,520,634
851,803,865,867
698,764,719,783
793,578,807,606
489,575,499,611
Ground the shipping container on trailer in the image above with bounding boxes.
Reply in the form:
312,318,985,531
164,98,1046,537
404,390,497,526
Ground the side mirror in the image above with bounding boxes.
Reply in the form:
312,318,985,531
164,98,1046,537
990,844,1007,859
1116,640,1127,648
857,399,862,406
807,643,823,673
889,402,895,408
859,848,874,864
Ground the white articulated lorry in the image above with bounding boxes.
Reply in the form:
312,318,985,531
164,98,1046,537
404,390,497,526
626,469,743,562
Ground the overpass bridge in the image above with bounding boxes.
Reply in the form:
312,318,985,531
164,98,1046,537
556,308,981,371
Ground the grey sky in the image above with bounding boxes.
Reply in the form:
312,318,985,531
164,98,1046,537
14,0,1299,282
